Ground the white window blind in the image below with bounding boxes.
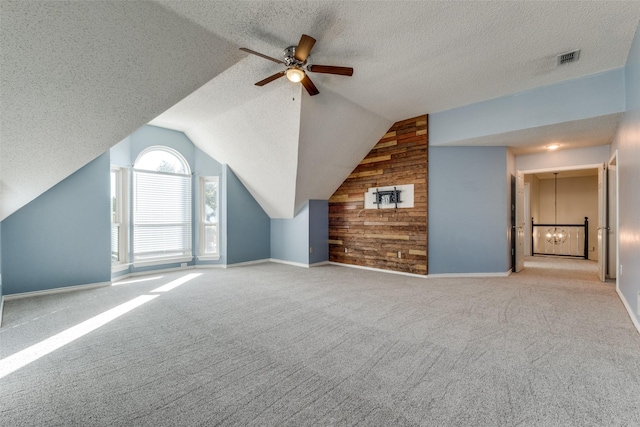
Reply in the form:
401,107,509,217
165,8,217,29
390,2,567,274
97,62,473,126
133,170,192,261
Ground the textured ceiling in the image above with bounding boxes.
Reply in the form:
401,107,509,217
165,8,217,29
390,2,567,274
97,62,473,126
0,1,244,220
2,1,640,220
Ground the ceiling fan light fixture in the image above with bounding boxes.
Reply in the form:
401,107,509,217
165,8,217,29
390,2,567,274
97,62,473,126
286,67,305,83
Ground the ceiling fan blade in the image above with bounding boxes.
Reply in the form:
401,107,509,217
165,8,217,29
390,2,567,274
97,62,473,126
307,65,354,76
255,71,286,86
240,47,285,64
300,74,319,96
294,34,316,62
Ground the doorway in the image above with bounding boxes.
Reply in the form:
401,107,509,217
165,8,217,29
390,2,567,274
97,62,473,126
516,163,603,278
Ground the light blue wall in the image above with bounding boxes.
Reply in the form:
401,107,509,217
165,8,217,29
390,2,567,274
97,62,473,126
130,125,195,169
309,200,329,264
110,135,132,167
1,153,111,294
611,23,640,326
270,200,329,265
431,68,625,145
271,203,310,265
429,146,509,274
226,166,270,264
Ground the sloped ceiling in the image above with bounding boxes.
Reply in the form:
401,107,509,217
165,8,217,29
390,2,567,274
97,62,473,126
0,1,244,220
2,1,640,220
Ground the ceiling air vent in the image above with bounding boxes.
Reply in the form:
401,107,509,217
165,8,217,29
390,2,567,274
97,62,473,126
557,49,580,66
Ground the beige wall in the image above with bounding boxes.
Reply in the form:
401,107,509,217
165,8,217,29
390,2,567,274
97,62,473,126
525,174,540,223
536,175,598,260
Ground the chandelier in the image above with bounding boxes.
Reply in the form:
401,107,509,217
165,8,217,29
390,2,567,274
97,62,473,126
546,172,567,245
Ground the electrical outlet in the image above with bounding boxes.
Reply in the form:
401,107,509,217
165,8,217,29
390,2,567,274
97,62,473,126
309,246,314,254
344,248,347,253
620,264,623,277
181,263,187,268
398,251,402,258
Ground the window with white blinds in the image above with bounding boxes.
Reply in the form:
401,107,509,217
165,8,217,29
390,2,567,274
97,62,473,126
133,147,192,262
200,176,219,258
111,167,127,267
111,169,120,263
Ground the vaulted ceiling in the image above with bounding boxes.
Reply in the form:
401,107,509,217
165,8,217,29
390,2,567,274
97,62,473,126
2,1,640,220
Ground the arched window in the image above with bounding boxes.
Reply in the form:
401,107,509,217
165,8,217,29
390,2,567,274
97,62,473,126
133,147,192,263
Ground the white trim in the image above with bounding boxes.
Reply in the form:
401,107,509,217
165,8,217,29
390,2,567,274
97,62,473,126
270,259,312,268
3,281,111,301
226,259,271,268
329,262,428,278
428,270,512,278
115,264,193,281
194,264,226,269
519,163,604,175
310,261,331,268
616,288,640,335
608,150,619,290
132,256,193,268
329,262,511,279
134,146,191,176
196,255,220,261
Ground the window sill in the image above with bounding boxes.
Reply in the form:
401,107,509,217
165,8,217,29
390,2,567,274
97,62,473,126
133,256,194,268
197,255,221,261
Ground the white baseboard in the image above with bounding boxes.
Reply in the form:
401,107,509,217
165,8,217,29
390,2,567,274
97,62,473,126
269,258,308,268
616,287,640,335
329,262,428,278
428,271,512,278
329,262,511,279
270,259,331,268
116,264,194,281
3,281,111,301
310,261,331,268
194,264,226,269
226,259,271,268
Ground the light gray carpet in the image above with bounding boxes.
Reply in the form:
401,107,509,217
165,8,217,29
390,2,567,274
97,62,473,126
1,258,639,426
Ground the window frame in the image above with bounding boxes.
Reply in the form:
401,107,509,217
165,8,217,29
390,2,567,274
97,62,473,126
198,176,220,261
132,146,194,267
110,166,129,272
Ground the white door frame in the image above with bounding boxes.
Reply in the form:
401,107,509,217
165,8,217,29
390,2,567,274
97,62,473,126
608,151,619,288
524,182,531,257
597,162,607,282
515,171,525,272
516,163,603,271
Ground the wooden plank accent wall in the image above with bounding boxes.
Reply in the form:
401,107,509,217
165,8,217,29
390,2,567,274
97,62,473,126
329,115,428,274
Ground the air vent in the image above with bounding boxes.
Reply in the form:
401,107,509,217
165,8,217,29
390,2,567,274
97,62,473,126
557,49,580,66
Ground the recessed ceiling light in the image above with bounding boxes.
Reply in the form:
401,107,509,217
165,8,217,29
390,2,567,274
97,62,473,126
546,144,560,150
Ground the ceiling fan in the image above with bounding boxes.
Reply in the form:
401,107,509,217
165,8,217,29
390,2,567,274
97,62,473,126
240,34,353,96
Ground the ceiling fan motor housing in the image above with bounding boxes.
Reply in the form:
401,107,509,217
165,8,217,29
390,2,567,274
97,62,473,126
284,46,306,68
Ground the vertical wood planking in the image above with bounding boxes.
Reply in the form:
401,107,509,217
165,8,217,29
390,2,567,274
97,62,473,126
328,115,428,274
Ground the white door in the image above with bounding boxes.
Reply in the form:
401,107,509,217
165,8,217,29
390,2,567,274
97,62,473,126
597,162,607,282
515,170,525,272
